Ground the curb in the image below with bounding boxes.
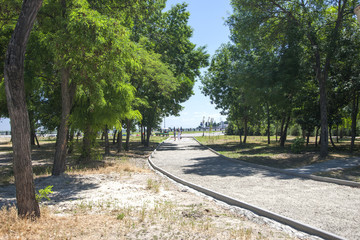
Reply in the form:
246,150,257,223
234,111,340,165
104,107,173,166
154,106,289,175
193,137,360,188
147,139,345,240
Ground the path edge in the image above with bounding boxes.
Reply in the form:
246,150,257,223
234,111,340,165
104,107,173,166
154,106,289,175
147,139,345,240
193,137,360,188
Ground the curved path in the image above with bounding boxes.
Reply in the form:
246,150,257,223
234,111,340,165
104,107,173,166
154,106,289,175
151,138,360,240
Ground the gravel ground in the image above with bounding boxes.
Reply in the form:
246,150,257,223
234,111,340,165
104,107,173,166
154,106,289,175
151,138,360,240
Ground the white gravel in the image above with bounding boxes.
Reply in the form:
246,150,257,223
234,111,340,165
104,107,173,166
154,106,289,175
151,138,360,240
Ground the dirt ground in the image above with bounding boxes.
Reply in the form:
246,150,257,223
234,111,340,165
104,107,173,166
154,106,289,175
0,158,316,239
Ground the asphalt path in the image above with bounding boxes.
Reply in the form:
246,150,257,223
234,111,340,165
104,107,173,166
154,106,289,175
151,137,360,240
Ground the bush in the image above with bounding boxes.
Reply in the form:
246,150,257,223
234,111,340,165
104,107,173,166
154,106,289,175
291,137,305,154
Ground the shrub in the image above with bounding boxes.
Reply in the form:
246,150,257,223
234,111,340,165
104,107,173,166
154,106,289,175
291,137,305,153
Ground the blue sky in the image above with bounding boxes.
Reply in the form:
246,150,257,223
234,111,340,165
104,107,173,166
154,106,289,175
0,0,232,131
164,0,232,128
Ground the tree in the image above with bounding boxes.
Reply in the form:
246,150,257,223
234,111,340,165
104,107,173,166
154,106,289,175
3,0,42,218
227,0,353,157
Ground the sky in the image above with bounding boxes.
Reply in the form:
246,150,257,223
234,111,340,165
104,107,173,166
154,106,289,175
163,0,232,128
0,0,232,131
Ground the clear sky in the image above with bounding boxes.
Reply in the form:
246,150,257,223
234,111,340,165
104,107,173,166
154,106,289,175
164,0,232,129
0,0,232,131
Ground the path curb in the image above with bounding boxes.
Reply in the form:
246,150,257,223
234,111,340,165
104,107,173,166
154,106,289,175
193,137,360,188
147,139,345,240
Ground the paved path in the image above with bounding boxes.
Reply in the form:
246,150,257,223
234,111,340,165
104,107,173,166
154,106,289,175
151,138,360,240
286,158,360,174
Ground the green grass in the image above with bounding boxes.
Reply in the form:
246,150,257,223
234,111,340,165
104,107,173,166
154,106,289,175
315,166,360,182
196,135,359,169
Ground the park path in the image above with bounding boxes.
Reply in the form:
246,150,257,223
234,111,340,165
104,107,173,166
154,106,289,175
151,137,360,240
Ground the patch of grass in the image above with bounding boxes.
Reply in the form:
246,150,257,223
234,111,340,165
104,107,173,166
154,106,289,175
146,179,161,193
196,135,359,170
315,166,360,182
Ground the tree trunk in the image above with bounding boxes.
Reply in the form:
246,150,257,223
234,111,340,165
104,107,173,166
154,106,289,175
243,118,248,144
350,91,359,152
30,124,40,148
67,128,74,154
113,129,117,145
53,67,74,176
30,122,35,146
319,74,329,157
306,131,310,147
237,123,242,145
336,124,339,143
146,126,151,147
280,115,290,147
141,124,145,144
117,127,123,152
125,119,131,151
266,103,270,144
104,124,110,155
279,116,285,144
3,0,42,218
315,127,319,148
80,123,92,162
329,124,337,149
34,132,40,148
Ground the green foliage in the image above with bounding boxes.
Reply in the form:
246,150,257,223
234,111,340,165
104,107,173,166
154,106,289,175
291,138,305,154
35,185,53,202
116,213,125,220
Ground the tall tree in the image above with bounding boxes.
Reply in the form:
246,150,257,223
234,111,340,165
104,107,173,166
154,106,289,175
3,0,42,218
228,0,352,157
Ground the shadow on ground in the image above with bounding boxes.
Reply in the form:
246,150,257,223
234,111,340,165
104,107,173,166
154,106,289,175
0,175,100,208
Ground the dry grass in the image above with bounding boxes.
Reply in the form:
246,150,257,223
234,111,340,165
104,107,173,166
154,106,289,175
65,159,150,176
0,199,292,240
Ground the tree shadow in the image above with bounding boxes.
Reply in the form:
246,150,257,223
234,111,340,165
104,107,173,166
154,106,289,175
0,175,100,208
182,155,309,182
156,141,208,152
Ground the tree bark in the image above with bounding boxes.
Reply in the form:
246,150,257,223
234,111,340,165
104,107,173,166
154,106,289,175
117,127,123,152
243,118,248,144
329,124,337,149
279,116,285,144
53,67,74,176
318,74,329,157
266,103,270,144
237,123,242,145
146,126,151,147
315,127,319,148
104,125,110,155
280,115,290,147
67,128,74,154
306,131,310,147
3,0,42,218
112,129,117,145
80,123,93,162
350,91,359,152
125,119,131,151
141,124,144,144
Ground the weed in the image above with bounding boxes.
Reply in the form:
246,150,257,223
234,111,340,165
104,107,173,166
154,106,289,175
35,185,53,202
146,179,160,193
117,213,125,220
